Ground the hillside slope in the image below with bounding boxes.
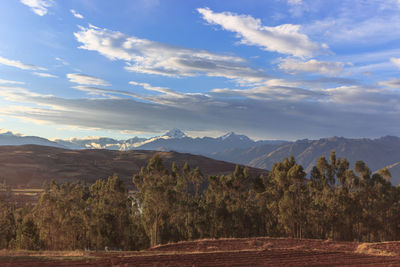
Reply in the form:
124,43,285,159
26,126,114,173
0,145,267,188
248,136,400,184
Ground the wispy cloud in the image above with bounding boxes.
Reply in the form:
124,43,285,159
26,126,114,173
72,85,139,98
0,79,25,85
278,58,346,75
197,7,326,57
67,73,110,86
379,78,400,88
287,0,302,5
70,9,84,19
55,57,69,66
33,72,57,78
211,84,325,101
74,25,269,84
304,1,400,45
129,81,184,98
286,0,308,17
391,57,400,68
0,56,46,71
20,0,53,16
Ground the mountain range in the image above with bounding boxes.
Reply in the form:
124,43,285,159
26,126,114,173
1,129,400,184
53,129,286,154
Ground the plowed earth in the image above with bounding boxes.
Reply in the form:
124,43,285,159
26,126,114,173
2,237,400,266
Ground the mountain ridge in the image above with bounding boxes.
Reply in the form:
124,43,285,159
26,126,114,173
1,130,400,184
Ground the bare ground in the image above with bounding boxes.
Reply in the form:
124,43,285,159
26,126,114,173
2,237,400,266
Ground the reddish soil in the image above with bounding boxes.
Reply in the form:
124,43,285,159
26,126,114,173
3,237,400,266
149,237,359,253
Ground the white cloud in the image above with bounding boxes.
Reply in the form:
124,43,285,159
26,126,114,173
55,57,69,66
0,79,25,85
278,58,346,75
74,25,268,83
286,0,308,18
75,82,219,108
197,7,326,57
211,84,325,101
390,57,400,68
0,56,46,71
67,73,110,86
287,0,302,5
70,9,84,19
322,86,400,114
20,0,53,16
379,78,400,88
33,72,58,78
72,85,139,98
129,81,184,98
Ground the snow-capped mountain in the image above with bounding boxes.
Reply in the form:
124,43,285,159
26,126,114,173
0,131,65,148
0,129,264,155
55,137,126,150
126,129,188,149
219,132,251,141
3,129,400,185
164,129,186,139
127,130,260,155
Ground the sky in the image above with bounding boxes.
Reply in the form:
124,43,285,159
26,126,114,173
1,0,400,140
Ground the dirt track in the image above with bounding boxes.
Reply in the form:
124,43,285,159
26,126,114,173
2,237,400,266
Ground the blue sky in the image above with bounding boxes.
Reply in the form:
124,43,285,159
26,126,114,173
1,0,400,140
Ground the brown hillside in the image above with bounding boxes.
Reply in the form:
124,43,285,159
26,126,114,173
0,145,267,188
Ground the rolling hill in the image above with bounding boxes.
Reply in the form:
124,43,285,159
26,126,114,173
0,145,267,188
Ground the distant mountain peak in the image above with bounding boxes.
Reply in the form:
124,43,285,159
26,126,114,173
219,132,251,141
163,129,186,139
220,132,235,140
0,130,21,137
0,131,14,136
379,135,400,141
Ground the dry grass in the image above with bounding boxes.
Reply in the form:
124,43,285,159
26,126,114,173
11,189,44,192
13,192,40,196
0,249,89,257
355,243,396,256
0,250,97,263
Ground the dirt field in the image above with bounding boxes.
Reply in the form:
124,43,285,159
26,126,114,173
2,237,400,266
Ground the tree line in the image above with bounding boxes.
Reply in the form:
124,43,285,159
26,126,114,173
0,151,399,250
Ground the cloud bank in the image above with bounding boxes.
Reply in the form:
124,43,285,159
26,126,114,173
74,25,269,84
2,79,400,139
